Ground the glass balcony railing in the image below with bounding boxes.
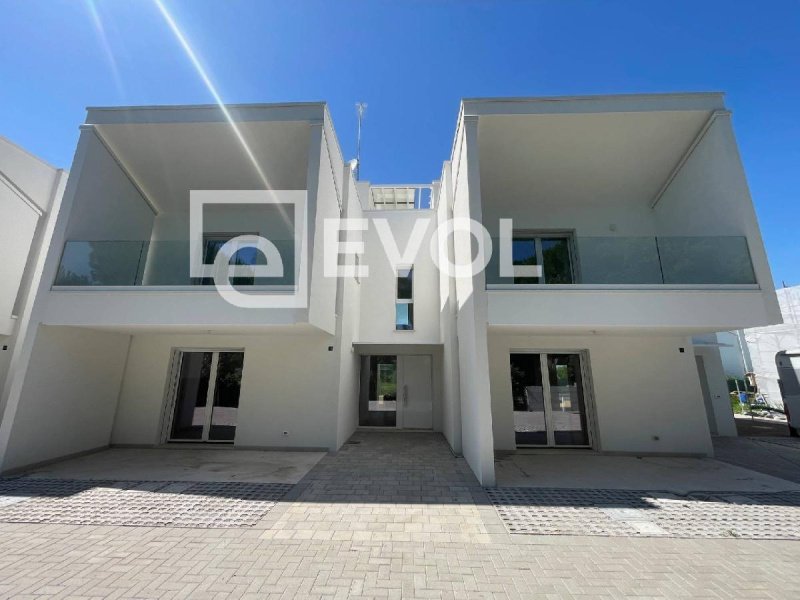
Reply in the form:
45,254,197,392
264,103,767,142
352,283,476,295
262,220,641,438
54,240,296,287
485,236,757,287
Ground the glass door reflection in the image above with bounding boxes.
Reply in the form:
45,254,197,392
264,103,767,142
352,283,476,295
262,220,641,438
510,352,591,448
168,350,244,443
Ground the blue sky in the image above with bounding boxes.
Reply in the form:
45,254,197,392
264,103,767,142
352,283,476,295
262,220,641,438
1,0,798,285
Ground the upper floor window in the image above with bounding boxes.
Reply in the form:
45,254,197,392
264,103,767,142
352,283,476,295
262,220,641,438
512,233,574,284
395,266,414,330
198,232,259,286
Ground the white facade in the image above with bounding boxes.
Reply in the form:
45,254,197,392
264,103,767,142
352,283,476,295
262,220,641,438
0,94,781,485
0,136,67,402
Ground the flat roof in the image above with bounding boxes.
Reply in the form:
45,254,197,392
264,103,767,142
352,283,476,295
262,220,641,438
461,92,727,117
85,101,328,125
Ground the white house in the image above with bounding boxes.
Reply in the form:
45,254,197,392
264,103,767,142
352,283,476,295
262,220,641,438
0,93,781,485
0,136,67,398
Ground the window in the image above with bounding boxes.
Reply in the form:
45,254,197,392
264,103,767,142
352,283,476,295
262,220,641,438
395,266,414,330
197,233,259,285
512,233,574,284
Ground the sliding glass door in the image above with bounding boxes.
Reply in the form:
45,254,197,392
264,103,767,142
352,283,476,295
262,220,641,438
510,352,591,447
168,350,244,443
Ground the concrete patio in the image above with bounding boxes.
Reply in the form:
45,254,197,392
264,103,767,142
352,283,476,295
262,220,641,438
21,447,325,484
494,451,800,493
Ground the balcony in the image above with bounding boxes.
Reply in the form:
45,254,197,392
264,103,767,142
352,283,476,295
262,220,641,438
483,235,769,332
485,235,757,288
368,185,433,210
53,239,296,289
45,238,304,330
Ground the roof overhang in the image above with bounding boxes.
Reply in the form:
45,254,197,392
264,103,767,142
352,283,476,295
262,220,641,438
461,93,729,210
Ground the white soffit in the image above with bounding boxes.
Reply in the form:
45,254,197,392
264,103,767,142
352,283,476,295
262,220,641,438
478,110,713,207
95,120,311,211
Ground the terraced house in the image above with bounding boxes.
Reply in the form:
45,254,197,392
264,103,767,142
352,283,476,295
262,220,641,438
0,93,781,485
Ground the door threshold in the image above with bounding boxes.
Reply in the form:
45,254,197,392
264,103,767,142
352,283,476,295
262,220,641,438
158,443,236,449
504,447,597,456
356,427,434,433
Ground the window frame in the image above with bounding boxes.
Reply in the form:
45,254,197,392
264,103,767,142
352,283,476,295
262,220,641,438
198,231,260,286
395,265,414,331
511,230,577,285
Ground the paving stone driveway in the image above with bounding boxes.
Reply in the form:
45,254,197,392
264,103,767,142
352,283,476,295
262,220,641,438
0,432,799,599
488,487,800,538
0,479,291,528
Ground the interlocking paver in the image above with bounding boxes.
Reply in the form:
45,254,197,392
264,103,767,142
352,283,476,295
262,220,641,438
0,479,291,528
488,487,800,539
0,432,798,598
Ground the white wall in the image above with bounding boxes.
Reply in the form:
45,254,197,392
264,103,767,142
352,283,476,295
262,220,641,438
308,122,340,335
654,115,779,322
488,288,775,332
0,136,63,335
143,203,297,285
0,135,59,209
112,330,339,450
451,120,495,485
63,132,155,242
482,199,658,238
334,166,363,447
2,325,131,472
0,138,66,424
0,184,39,334
488,331,714,456
436,163,462,454
357,209,441,344
0,336,12,395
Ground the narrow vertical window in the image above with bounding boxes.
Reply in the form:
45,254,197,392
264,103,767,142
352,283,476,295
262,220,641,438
395,266,413,330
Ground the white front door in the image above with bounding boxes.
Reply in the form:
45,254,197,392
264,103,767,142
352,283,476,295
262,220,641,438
398,355,433,429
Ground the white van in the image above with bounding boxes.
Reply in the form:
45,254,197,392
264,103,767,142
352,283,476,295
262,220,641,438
776,350,800,437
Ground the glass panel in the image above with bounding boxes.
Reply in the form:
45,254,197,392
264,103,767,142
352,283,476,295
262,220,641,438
576,237,663,284
55,239,296,286
54,241,145,286
541,238,573,284
512,237,539,284
198,235,263,286
657,236,756,285
546,354,589,446
397,267,413,299
359,355,397,426
510,353,547,445
170,352,212,440
209,352,244,441
395,303,414,330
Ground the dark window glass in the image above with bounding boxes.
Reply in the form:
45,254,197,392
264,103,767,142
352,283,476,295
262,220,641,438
510,353,547,445
198,234,258,286
359,355,397,426
397,267,413,299
209,352,244,441
170,352,212,440
512,238,539,284
546,354,589,445
541,238,573,284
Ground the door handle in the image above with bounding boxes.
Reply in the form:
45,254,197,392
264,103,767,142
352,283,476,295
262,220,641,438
403,384,409,406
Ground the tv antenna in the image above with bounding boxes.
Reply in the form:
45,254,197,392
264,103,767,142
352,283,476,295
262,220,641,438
355,102,367,180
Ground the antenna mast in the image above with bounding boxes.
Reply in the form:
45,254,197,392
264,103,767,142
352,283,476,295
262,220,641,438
355,102,367,180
